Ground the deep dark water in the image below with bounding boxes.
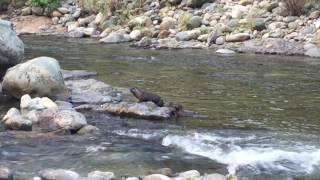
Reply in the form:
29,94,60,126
0,36,320,179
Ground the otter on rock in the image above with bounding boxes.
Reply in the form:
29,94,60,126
130,87,164,107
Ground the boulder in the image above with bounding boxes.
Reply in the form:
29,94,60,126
143,174,171,180
75,102,175,120
77,125,99,135
39,169,80,180
187,16,202,29
252,18,266,31
0,20,24,76
176,30,201,41
100,32,130,44
160,17,176,30
226,33,250,42
203,173,227,180
2,57,69,100
179,170,201,179
37,109,87,133
130,30,142,41
216,49,236,54
0,166,13,180
88,171,115,180
65,79,121,104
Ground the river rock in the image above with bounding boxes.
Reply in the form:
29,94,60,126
215,36,224,45
309,10,320,19
100,32,130,44
128,16,152,28
65,79,121,104
305,47,320,57
88,171,115,180
0,166,13,180
39,169,80,180
68,27,85,38
37,109,87,133
179,170,201,179
231,5,246,19
20,94,58,114
160,17,176,30
216,49,236,54
57,7,70,14
187,16,202,29
176,30,201,41
238,38,304,55
2,57,69,100
77,125,99,135
203,173,227,180
75,101,175,120
0,20,24,76
252,18,266,31
21,7,32,16
143,174,171,180
147,168,173,177
31,6,44,16
2,107,32,131
130,30,142,41
226,33,250,42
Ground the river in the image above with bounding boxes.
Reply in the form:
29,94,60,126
0,36,320,179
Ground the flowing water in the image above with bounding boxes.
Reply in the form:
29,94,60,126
1,36,320,179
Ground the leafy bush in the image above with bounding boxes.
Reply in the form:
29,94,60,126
283,0,306,16
29,0,59,12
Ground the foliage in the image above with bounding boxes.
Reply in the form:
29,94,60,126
29,0,59,12
178,13,192,31
283,0,306,16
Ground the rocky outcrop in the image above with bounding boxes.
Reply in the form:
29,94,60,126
65,79,121,105
1,94,93,134
75,101,175,120
2,56,69,100
238,38,305,55
0,20,24,76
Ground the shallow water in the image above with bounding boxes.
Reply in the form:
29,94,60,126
1,36,320,179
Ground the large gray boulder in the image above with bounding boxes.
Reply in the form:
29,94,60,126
0,20,24,77
2,57,69,100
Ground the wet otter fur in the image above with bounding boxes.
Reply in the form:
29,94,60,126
130,87,164,107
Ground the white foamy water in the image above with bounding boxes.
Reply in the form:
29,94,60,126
113,129,168,140
161,132,320,175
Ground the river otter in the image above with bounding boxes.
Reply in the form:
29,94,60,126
130,87,164,107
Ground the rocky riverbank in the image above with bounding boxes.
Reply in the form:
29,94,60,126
1,0,320,57
0,166,236,180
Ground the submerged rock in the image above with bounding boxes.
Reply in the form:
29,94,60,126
0,166,13,180
62,69,97,80
39,169,80,180
77,125,99,135
0,20,24,76
75,101,175,120
2,57,69,100
143,174,171,180
65,79,121,105
88,171,115,180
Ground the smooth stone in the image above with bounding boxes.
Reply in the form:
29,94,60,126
2,107,32,131
143,174,171,180
179,170,200,179
216,49,236,54
130,30,142,41
203,173,227,180
187,16,202,29
77,125,99,135
160,17,176,30
128,16,152,28
57,7,70,14
305,47,320,57
31,6,43,16
0,166,13,180
100,32,130,44
146,168,173,177
252,18,266,31
226,33,250,42
88,171,115,180
39,169,80,180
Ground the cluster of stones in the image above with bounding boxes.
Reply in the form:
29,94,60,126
14,0,320,56
0,167,236,180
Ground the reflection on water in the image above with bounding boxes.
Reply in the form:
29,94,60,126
0,36,319,179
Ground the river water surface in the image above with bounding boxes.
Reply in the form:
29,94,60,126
1,36,320,179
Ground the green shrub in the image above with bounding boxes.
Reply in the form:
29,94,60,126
29,0,59,12
283,0,306,16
